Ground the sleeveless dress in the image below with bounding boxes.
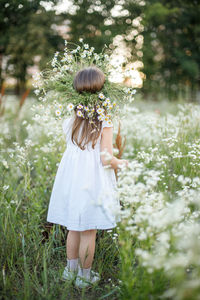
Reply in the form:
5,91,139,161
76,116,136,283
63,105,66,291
47,116,121,231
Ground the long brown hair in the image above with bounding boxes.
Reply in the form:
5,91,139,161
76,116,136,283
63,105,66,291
71,66,105,150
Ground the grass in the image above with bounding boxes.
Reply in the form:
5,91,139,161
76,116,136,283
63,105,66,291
1,95,200,299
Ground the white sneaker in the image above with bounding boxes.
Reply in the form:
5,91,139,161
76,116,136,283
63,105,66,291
62,266,77,281
75,269,100,288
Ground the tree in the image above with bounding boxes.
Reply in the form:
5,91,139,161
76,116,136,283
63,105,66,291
0,0,64,94
122,0,200,100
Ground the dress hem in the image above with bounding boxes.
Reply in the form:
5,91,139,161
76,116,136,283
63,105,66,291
47,218,117,231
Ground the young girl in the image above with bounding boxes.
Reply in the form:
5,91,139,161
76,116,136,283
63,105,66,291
47,66,128,288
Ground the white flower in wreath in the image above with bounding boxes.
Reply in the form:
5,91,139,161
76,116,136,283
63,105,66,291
71,49,77,54
67,103,74,111
77,110,84,117
104,116,110,122
61,65,69,71
131,89,137,95
81,53,86,58
98,114,105,121
97,108,104,114
84,106,89,111
55,110,61,116
98,93,105,100
94,53,100,60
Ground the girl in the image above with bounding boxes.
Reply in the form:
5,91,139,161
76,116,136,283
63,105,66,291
47,66,128,288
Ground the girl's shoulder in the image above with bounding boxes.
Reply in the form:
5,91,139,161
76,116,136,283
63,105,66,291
62,116,74,134
62,116,113,135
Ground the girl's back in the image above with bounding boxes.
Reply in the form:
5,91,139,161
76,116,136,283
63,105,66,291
63,116,112,150
47,114,120,231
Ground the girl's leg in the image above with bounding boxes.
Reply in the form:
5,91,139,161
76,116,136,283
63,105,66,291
79,229,97,269
66,230,80,259
66,230,80,272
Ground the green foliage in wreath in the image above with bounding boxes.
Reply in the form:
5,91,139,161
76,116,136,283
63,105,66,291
33,39,136,123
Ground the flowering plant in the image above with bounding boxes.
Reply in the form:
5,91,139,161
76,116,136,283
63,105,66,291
32,39,136,124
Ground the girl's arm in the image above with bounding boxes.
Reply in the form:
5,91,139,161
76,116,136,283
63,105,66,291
100,127,128,170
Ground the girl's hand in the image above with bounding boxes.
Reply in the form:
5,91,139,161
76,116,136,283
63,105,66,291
117,159,129,168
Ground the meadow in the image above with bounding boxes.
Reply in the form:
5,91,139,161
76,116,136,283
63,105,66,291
1,95,200,300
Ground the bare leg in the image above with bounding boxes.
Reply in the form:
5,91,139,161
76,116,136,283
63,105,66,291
79,229,97,269
66,230,80,259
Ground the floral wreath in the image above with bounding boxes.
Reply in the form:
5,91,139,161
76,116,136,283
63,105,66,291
32,38,136,125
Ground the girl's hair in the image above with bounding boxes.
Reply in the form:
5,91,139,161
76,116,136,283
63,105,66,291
73,66,105,93
72,66,105,150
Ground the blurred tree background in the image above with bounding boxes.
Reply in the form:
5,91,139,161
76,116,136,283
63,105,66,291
0,0,199,100
0,0,64,94
127,0,200,100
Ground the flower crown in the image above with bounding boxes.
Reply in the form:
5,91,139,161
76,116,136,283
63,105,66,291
32,39,136,124
67,91,116,125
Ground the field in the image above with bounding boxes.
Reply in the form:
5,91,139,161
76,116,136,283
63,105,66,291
1,95,200,300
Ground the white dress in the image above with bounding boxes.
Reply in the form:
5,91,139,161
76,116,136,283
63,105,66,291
47,116,121,231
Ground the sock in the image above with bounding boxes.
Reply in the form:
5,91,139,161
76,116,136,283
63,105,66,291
67,258,79,272
82,267,91,279
77,264,91,280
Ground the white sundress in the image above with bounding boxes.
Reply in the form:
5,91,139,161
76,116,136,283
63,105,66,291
47,116,121,231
